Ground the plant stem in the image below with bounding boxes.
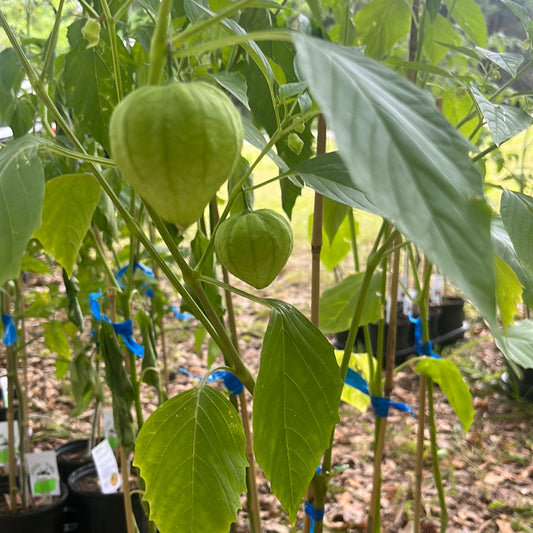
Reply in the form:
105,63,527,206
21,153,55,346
304,113,328,533
39,0,64,83
101,0,124,100
414,374,427,533
148,0,173,85
120,445,136,533
428,379,448,532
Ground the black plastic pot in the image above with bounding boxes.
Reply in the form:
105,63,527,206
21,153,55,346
0,482,68,533
67,464,148,533
55,439,94,484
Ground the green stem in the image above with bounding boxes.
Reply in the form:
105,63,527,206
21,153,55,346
39,0,64,83
427,379,448,532
170,0,258,49
148,0,173,85
172,30,293,59
348,211,359,271
101,0,123,101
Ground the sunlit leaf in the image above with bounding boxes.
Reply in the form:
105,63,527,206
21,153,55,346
416,358,473,431
253,301,343,522
34,174,101,277
335,351,371,412
495,255,523,331
134,386,247,533
294,35,497,327
491,215,533,307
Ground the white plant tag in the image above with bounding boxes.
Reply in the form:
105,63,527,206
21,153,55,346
431,274,444,305
102,407,118,449
0,420,19,466
26,451,60,496
91,438,122,494
0,376,7,407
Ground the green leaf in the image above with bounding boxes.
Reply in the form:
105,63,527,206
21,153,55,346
288,152,376,213
354,0,412,59
491,215,533,308
323,197,350,245
335,351,371,412
34,174,101,277
319,272,383,334
475,46,524,77
495,255,523,330
212,71,249,109
63,30,131,153
422,14,460,65
415,358,473,431
0,136,45,285
44,319,71,360
253,301,343,522
445,0,487,47
134,386,247,533
308,212,351,271
470,85,532,146
500,0,532,34
294,35,497,327
495,319,533,370
501,190,533,278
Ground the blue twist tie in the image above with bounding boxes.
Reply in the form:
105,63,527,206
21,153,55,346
1,314,17,347
345,368,415,418
112,320,145,357
179,368,243,395
89,292,144,357
304,501,324,533
408,314,440,359
171,306,193,320
116,262,155,298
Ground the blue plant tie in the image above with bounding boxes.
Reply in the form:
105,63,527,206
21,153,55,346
345,368,415,418
171,305,193,320
304,501,324,533
408,313,440,359
178,368,243,395
89,292,144,357
116,262,155,298
1,314,17,347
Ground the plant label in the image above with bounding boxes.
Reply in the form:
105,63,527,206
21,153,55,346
0,420,19,466
26,451,60,496
102,407,118,449
91,438,122,494
431,274,444,305
0,376,7,406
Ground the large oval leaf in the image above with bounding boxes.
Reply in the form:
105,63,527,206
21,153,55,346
0,136,44,285
134,386,247,533
34,174,101,277
253,301,343,522
293,35,496,326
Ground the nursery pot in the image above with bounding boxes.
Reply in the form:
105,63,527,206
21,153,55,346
0,482,68,533
502,363,533,401
67,464,148,533
431,297,465,343
55,439,94,483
